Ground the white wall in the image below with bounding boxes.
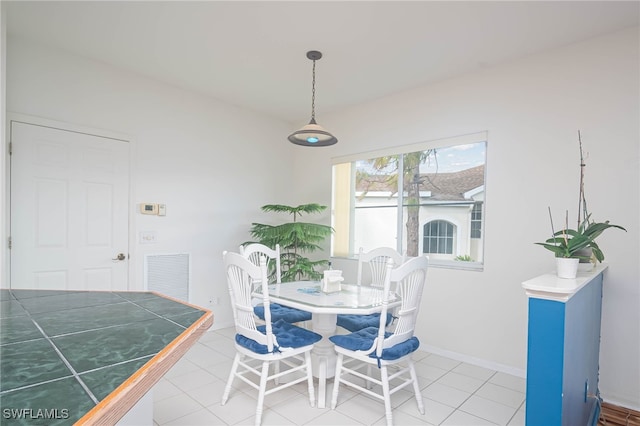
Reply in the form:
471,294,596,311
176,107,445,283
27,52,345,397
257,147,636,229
293,27,640,408
0,2,6,287
6,37,296,328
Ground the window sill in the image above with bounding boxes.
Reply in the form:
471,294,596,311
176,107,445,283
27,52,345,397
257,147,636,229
428,259,484,272
330,256,483,272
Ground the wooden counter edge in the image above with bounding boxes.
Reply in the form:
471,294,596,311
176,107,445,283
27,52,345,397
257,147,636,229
75,304,214,425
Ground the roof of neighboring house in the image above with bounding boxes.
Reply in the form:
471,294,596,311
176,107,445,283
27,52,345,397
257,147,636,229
357,164,485,201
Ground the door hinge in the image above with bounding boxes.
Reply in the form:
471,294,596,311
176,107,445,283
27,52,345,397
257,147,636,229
8,237,11,249
8,142,12,156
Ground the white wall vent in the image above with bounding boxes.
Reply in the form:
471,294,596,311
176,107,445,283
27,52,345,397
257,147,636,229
144,253,190,302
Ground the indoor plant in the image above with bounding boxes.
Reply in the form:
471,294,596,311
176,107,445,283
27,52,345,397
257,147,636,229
247,203,333,282
536,209,626,261
536,132,626,278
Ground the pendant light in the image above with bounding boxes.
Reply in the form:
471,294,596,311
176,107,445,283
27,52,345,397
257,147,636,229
288,50,338,147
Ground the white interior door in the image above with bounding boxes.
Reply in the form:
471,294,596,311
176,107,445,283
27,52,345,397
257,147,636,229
10,121,130,291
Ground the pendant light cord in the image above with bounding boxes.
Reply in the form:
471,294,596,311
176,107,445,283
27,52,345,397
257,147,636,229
311,59,316,122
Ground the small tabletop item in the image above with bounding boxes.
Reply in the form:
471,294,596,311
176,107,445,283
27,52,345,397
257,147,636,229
321,270,344,293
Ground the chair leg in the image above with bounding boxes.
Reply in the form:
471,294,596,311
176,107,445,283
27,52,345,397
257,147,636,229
380,365,393,426
409,360,425,415
222,353,240,405
274,360,280,385
304,351,316,408
255,360,270,426
365,364,373,389
330,353,344,410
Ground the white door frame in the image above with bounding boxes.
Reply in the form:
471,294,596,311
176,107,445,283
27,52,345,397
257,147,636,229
6,112,137,290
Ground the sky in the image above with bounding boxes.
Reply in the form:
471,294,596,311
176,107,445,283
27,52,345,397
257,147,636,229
421,141,486,173
356,141,486,175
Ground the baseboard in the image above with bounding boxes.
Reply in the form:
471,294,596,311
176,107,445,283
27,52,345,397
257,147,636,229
420,344,526,378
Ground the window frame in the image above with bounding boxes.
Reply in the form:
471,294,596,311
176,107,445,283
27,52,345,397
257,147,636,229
331,132,487,272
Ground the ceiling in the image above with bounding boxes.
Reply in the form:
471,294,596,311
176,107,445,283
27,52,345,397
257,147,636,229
5,1,639,124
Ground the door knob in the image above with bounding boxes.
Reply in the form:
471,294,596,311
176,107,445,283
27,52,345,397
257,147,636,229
112,253,126,261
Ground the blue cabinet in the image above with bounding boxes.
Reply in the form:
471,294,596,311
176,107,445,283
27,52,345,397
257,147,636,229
522,266,605,426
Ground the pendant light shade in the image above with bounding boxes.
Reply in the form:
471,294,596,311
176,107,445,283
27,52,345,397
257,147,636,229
288,51,337,147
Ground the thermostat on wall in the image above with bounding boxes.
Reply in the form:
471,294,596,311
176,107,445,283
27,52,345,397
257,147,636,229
140,203,158,215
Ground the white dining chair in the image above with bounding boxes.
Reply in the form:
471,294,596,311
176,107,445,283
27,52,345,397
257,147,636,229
221,251,322,426
240,243,312,324
356,246,405,288
336,246,405,332
329,255,428,426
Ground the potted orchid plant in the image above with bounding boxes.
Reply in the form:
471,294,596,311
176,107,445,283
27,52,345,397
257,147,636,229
536,209,625,278
536,131,626,278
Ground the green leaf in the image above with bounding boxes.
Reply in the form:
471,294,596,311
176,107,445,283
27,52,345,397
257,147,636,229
589,241,605,262
537,216,626,262
261,203,327,217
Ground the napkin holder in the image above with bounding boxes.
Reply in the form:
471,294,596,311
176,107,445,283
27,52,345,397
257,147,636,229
322,270,344,293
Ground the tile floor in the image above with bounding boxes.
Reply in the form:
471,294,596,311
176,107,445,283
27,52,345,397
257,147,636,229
153,327,526,425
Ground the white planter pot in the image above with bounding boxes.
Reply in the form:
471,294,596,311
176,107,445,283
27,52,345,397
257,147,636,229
556,257,579,279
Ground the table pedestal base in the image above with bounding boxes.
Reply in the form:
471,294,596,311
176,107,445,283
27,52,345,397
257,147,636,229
310,313,338,409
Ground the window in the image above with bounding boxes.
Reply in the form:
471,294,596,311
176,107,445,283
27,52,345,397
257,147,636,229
331,132,486,270
471,202,482,239
423,220,454,254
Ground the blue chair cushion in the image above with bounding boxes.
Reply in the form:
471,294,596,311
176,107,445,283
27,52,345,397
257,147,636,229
336,312,393,333
236,319,322,354
329,326,420,361
254,303,312,323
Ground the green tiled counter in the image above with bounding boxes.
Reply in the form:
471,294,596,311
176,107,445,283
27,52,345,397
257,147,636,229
0,289,213,425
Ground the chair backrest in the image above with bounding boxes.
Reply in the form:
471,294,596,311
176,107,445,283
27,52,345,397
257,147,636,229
240,243,282,284
223,250,275,351
356,247,405,288
374,256,429,358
